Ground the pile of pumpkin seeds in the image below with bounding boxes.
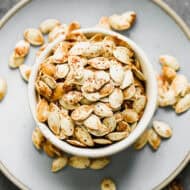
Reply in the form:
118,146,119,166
35,25,147,148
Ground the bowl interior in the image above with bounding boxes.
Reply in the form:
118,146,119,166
28,28,157,158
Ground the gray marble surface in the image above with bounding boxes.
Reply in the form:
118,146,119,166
0,0,190,189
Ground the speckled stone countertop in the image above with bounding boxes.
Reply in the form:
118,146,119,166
0,0,190,189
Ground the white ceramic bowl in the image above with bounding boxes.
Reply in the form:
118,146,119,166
28,28,157,158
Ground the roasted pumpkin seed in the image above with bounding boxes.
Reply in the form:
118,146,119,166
69,156,90,169
40,19,61,34
51,156,68,172
147,128,161,150
106,131,128,141
101,178,117,190
14,40,30,57
24,28,44,46
153,120,172,138
75,127,94,146
133,130,148,150
90,157,110,170
71,105,93,121
32,127,45,150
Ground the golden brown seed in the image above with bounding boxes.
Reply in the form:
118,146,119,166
39,19,61,34
116,121,130,132
147,128,161,150
48,24,67,42
36,98,49,122
132,66,146,81
14,40,30,57
0,77,7,101
162,66,176,81
51,156,68,172
41,74,57,89
109,11,136,31
133,95,146,113
87,124,110,137
67,55,85,80
175,94,190,114
123,85,136,100
60,115,74,136
153,120,172,138
159,55,180,71
83,114,102,130
40,62,56,77
53,42,69,64
71,105,93,121
113,46,132,64
158,89,176,107
99,82,114,98
51,82,65,101
24,28,44,46
171,74,188,96
55,64,69,79
62,91,83,105
101,178,117,190
88,57,110,70
82,91,101,102
75,127,94,147
122,109,139,123
9,52,25,69
57,130,67,140
106,131,128,141
47,104,61,135
19,64,31,82
43,140,62,158
109,88,123,109
94,102,113,118
35,80,52,99
109,63,124,85
93,138,112,145
32,127,45,150
95,71,110,86
82,70,110,93
101,40,115,57
90,157,110,170
69,41,103,58
59,99,80,110
69,156,90,169
65,32,87,42
66,21,81,34
120,70,134,89
66,139,87,147
133,130,148,150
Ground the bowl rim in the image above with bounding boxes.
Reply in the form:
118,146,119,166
28,27,158,158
